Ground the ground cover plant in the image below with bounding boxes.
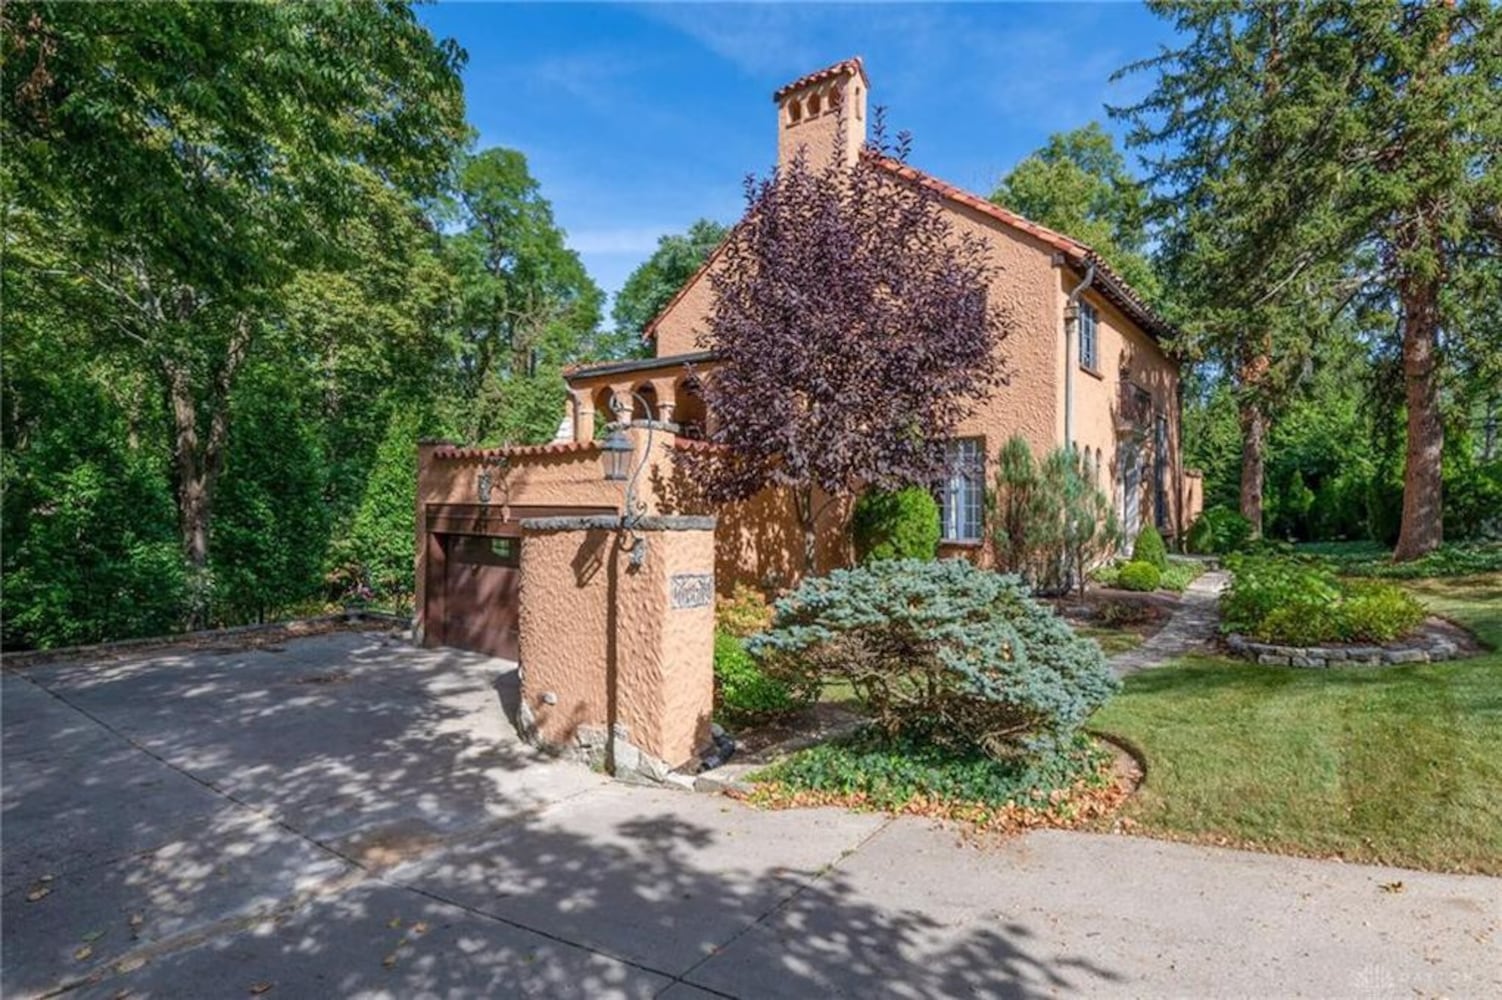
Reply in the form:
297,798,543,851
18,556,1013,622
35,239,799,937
750,729,1127,833
1298,541,1502,580
1091,571,1502,874
1220,554,1426,645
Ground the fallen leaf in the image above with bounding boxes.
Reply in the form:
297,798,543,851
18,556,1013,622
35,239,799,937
129,914,144,929
1380,881,1405,894
387,917,402,929
115,957,146,974
74,944,94,961
82,929,107,943
382,953,398,969
411,922,429,936
249,981,273,995
26,885,51,902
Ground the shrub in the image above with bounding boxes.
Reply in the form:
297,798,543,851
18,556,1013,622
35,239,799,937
713,630,806,721
1131,524,1168,570
715,583,774,638
1220,555,1426,645
1096,600,1154,627
1185,506,1253,555
851,486,941,563
747,559,1118,758
990,436,1118,596
1158,557,1207,593
1115,561,1161,592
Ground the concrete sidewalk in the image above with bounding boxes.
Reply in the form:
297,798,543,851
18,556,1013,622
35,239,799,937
4,633,1497,998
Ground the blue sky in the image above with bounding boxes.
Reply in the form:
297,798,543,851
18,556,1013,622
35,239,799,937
417,2,1178,307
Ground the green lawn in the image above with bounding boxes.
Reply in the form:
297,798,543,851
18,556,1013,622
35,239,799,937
1091,572,1502,874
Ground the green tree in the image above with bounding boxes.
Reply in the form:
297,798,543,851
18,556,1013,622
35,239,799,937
4,1,467,617
611,219,728,353
346,409,428,601
211,364,330,624
444,148,603,445
1118,0,1502,559
991,123,1159,302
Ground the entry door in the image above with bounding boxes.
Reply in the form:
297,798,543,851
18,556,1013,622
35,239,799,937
1121,444,1142,539
442,534,521,659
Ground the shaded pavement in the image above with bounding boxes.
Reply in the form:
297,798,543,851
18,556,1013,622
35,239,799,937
3,631,1497,998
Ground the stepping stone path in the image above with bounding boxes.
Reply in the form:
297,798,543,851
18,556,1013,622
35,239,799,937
1109,570,1229,677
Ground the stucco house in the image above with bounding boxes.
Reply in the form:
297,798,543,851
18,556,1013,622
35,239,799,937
561,58,1201,571
415,57,1201,664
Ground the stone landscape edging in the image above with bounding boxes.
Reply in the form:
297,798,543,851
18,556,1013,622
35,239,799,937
1224,619,1463,667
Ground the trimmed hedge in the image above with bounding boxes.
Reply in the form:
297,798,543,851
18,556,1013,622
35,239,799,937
748,559,1118,758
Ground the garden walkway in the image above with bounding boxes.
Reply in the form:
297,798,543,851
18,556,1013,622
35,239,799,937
1109,569,1228,676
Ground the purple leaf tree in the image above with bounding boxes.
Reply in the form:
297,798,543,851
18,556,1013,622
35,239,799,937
678,124,1012,572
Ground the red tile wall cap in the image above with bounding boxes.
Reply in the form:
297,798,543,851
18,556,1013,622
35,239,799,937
433,440,601,461
773,57,869,101
671,438,730,455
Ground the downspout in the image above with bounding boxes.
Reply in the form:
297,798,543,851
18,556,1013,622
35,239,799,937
1062,259,1096,450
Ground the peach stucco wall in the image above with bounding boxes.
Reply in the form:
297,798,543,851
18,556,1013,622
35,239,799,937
517,521,715,767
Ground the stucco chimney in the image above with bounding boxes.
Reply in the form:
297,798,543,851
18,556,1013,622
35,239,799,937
774,57,869,171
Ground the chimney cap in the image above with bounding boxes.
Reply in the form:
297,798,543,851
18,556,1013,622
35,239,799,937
772,57,868,102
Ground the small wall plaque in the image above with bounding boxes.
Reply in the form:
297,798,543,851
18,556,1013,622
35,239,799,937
670,573,714,609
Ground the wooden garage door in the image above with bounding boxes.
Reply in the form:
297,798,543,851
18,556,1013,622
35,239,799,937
441,534,521,659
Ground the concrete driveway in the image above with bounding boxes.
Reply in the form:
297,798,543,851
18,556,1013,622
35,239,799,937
3,631,1498,999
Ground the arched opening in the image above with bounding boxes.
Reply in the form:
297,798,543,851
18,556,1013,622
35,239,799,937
593,386,617,431
632,382,657,422
675,376,707,439
787,98,803,125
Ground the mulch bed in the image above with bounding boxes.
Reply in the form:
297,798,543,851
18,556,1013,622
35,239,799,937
721,702,866,761
1049,588,1181,643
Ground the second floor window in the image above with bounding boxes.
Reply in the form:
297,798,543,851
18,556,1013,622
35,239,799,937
940,438,984,543
1079,301,1099,372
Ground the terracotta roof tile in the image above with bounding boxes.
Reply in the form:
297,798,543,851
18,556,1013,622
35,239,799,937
772,57,868,101
434,440,600,462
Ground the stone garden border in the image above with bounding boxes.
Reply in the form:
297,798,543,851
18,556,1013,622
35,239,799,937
1224,617,1468,667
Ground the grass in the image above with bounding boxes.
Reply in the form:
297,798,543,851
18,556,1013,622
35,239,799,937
1090,571,1502,874
1075,625,1145,657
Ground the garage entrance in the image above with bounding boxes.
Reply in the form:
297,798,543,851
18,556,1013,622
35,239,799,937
421,503,615,660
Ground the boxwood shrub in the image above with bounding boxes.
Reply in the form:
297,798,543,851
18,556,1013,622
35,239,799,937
851,487,941,563
714,629,809,722
1116,560,1161,592
1131,524,1168,570
747,559,1118,759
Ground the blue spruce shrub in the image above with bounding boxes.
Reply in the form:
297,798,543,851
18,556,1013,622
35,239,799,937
747,559,1118,759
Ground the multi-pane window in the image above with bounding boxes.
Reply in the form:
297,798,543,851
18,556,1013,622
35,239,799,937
1079,302,1099,372
940,438,984,543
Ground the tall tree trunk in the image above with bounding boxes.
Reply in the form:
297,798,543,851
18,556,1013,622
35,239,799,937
1238,397,1266,538
795,488,818,577
1393,269,1444,561
163,315,253,624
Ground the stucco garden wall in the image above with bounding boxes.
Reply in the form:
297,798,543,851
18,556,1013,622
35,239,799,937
516,516,715,769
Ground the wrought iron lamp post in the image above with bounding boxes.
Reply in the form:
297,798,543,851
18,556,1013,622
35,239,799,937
600,391,654,567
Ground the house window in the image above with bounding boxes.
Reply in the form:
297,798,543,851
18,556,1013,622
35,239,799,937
940,438,985,543
1079,302,1099,372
